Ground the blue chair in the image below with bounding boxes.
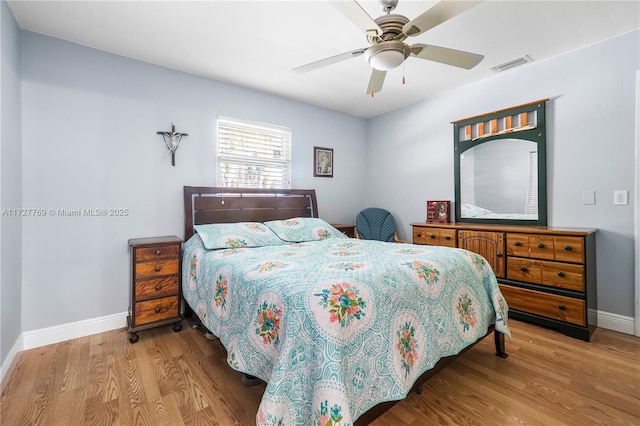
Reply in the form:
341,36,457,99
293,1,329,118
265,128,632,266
355,207,407,243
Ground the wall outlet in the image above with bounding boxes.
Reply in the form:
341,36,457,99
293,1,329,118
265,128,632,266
582,190,596,205
614,190,629,205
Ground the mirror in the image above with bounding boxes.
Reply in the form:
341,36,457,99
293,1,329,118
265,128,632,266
454,100,547,225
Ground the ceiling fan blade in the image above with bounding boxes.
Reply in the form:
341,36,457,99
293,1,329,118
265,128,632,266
403,0,483,37
331,1,382,37
411,43,484,69
366,69,386,96
292,49,366,74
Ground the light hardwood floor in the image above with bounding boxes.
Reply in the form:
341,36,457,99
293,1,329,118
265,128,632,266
1,319,638,425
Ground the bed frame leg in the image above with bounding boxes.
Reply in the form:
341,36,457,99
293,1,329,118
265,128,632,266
494,330,508,359
241,374,262,387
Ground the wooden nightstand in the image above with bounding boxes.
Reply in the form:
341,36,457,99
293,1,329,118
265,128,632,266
332,224,356,238
127,236,183,343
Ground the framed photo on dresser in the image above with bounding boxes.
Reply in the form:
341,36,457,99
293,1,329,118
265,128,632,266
427,201,450,223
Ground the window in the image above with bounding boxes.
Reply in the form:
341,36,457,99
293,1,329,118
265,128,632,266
216,116,291,189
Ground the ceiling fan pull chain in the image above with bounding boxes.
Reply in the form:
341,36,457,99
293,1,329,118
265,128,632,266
402,62,406,85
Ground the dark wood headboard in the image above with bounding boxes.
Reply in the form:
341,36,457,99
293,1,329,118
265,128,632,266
183,186,319,240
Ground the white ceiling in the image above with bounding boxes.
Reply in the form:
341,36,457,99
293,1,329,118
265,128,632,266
8,0,640,118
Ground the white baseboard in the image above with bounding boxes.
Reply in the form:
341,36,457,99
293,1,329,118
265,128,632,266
0,334,23,388
1,311,128,386
596,310,635,335
21,311,128,350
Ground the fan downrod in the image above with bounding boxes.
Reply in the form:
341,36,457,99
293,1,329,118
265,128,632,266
380,0,398,14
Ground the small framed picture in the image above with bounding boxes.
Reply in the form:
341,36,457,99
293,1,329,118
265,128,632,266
314,146,333,178
427,201,450,223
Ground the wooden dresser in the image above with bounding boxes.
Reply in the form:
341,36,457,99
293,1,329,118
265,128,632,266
127,236,183,343
411,223,597,341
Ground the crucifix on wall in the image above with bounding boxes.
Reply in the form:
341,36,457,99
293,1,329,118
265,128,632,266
157,123,188,166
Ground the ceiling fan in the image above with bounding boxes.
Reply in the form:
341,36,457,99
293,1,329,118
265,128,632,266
293,0,484,96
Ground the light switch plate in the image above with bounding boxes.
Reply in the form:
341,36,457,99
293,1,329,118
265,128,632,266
582,190,596,205
614,190,629,205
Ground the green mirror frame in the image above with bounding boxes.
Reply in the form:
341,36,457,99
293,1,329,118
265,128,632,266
453,99,548,226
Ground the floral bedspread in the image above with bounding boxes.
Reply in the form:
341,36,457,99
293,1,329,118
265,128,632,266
182,235,510,425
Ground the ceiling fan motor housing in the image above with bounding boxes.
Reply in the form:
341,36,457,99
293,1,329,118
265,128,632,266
367,14,410,44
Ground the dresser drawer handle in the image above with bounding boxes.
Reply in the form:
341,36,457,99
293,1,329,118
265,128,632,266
416,233,422,238
444,235,451,240
155,250,162,256
154,266,161,272
429,234,436,239
496,253,503,257
557,271,565,278
564,245,572,251
155,307,162,313
519,266,527,272
514,241,521,246
155,284,162,291
537,243,545,248
558,305,566,311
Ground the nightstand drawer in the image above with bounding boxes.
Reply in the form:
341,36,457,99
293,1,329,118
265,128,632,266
135,258,179,279
499,284,585,326
134,296,179,324
136,276,179,300
136,244,180,261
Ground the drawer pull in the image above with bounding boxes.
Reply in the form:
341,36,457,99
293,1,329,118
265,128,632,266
519,266,528,272
537,243,545,248
155,307,162,313
514,241,521,246
429,234,436,239
416,233,422,238
155,250,162,256
155,284,162,291
557,272,565,278
154,266,161,272
496,253,503,257
564,245,572,251
558,305,566,311
444,235,451,240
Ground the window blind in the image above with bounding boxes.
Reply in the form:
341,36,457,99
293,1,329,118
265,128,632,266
217,116,291,189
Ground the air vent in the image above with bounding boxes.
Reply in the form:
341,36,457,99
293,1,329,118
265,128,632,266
490,55,533,73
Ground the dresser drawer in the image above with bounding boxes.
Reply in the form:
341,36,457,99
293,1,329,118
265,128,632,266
135,258,179,279
136,244,180,261
507,258,585,291
506,233,554,259
507,258,542,283
552,236,584,263
499,284,586,326
134,296,179,324
136,276,179,300
506,233,584,263
413,227,456,247
540,261,584,291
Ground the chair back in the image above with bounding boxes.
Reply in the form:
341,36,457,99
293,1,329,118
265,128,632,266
356,207,397,242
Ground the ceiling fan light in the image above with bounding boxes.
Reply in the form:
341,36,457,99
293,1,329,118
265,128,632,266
364,41,411,71
369,50,405,71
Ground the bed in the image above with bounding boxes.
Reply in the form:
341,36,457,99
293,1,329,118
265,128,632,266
182,186,510,425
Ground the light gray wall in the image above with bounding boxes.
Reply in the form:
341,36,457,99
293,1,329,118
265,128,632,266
366,30,639,318
19,31,367,331
0,0,23,367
